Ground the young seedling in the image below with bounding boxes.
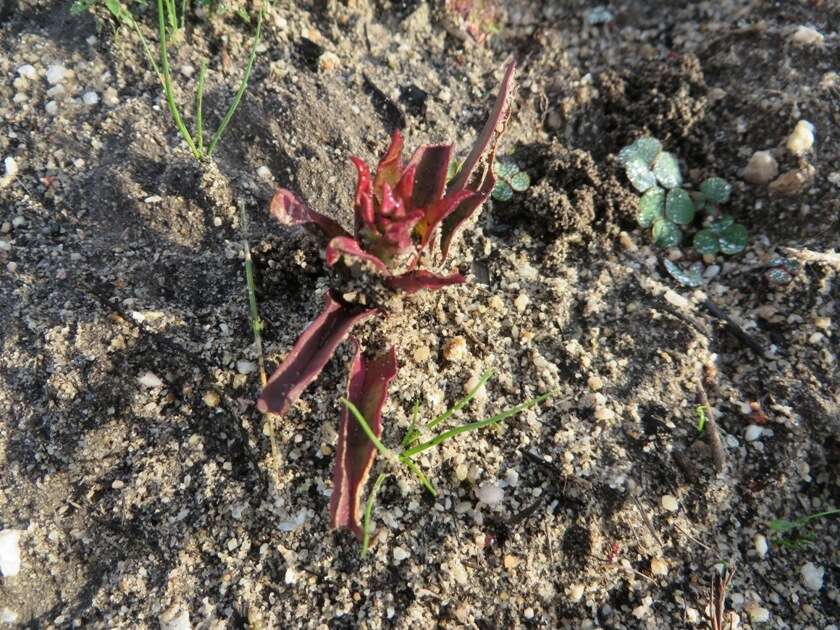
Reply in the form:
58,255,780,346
341,370,554,554
448,157,530,202
71,0,264,161
768,508,840,548
618,137,749,286
257,62,518,543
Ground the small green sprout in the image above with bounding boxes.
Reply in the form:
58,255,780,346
695,405,707,432
491,160,531,201
447,158,530,202
768,508,840,549
343,370,553,555
618,136,748,259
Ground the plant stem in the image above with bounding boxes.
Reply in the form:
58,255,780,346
400,456,436,495
403,391,553,458
206,1,264,156
240,203,277,480
195,60,207,153
157,0,200,157
362,472,389,555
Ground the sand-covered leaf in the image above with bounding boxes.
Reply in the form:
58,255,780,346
664,258,703,288
700,177,732,204
509,171,530,192
653,151,682,189
625,158,657,192
719,223,748,254
494,160,519,179
693,229,720,255
665,187,695,224
710,214,735,233
492,180,513,201
652,218,682,247
637,187,665,228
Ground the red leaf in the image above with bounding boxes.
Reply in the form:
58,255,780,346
387,270,465,295
270,188,351,240
256,292,377,415
448,59,516,194
325,236,389,274
351,157,375,237
373,130,404,200
439,182,493,262
415,189,479,253
407,143,453,208
330,344,398,539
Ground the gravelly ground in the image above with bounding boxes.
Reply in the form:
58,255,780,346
1,1,838,628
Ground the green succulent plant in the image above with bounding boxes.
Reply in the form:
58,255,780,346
619,137,748,259
447,158,531,202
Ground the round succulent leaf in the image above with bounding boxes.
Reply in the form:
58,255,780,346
693,229,720,255
663,258,703,288
766,268,792,285
651,218,682,248
718,222,748,255
665,187,696,225
491,180,514,202
625,158,658,192
509,171,531,192
709,214,735,233
700,177,732,204
652,151,682,189
632,137,663,165
617,143,641,166
494,160,519,179
637,187,665,228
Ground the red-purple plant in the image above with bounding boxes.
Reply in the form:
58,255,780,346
257,61,516,539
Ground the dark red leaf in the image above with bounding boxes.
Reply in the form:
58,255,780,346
408,143,453,208
448,59,516,194
256,292,377,415
325,236,389,274
373,131,404,200
351,157,375,238
330,344,398,539
414,189,479,253
439,176,494,261
270,188,351,240
387,270,465,295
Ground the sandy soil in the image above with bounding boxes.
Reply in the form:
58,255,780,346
1,0,838,628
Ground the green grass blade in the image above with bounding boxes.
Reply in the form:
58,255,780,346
426,370,493,432
206,1,264,157
403,391,554,458
400,455,436,496
400,400,422,449
340,398,391,458
157,0,199,157
362,472,389,556
801,508,840,524
195,60,207,152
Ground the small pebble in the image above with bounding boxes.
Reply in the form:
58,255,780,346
111,479,125,490
787,121,815,156
650,557,668,576
180,64,195,78
0,530,22,577
17,64,37,80
256,165,272,180
318,51,340,72
790,25,824,46
392,547,410,562
744,424,763,442
743,150,778,185
45,100,58,115
159,606,191,630
449,559,468,585
137,371,164,388
3,156,19,180
661,494,679,512
514,293,530,313
202,390,220,408
801,562,824,591
442,336,467,362
412,345,430,363
523,608,534,620
476,482,504,506
754,534,768,558
82,91,99,105
744,601,770,623
236,360,257,374
1,609,18,624
664,289,690,310
503,554,520,570
587,375,603,391
618,231,637,251
46,64,67,85
568,583,584,602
